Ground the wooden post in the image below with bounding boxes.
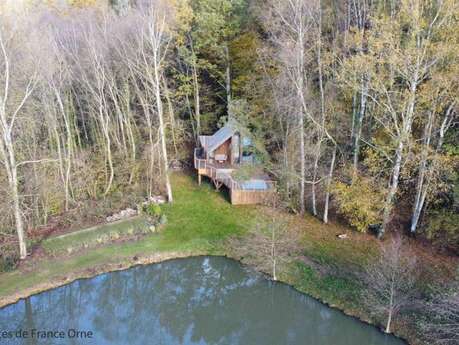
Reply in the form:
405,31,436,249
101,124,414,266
198,173,201,185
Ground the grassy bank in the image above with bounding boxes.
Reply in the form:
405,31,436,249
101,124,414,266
0,173,254,301
0,172,456,345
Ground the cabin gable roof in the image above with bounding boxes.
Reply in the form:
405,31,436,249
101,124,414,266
199,122,237,153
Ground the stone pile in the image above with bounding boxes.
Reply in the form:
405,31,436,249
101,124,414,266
141,195,166,207
106,208,138,222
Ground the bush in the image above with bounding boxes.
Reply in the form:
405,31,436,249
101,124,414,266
109,231,120,240
425,210,459,254
143,203,162,218
0,244,19,272
332,176,384,232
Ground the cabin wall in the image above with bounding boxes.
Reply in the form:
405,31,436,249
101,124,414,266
230,190,274,205
213,139,231,159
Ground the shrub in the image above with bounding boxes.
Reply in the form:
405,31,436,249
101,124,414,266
109,231,120,240
425,210,459,254
98,234,109,243
143,203,162,218
332,176,384,232
0,244,19,272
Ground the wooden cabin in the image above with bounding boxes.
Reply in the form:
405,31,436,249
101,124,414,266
194,121,275,205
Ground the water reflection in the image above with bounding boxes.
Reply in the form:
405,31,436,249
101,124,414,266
0,256,405,345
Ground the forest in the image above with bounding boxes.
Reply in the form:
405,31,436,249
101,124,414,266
0,0,458,342
1,0,457,260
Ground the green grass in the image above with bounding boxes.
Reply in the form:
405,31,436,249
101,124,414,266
0,172,373,301
42,216,149,255
1,171,453,345
0,172,384,310
159,175,255,252
0,173,255,298
290,262,363,311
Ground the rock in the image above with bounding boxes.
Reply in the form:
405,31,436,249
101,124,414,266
149,225,156,233
337,233,348,239
149,195,166,204
170,159,183,171
159,214,167,225
106,207,138,223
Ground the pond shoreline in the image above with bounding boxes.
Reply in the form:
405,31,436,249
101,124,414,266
1,173,443,345
0,251,202,309
0,251,409,345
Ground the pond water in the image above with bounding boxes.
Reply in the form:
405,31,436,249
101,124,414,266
0,256,405,345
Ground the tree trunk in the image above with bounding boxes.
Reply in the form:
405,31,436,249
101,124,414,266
0,111,27,258
312,12,326,217
162,76,178,158
385,308,393,334
298,18,306,215
323,144,337,224
410,109,433,233
353,75,368,177
381,74,418,237
191,56,201,140
381,135,404,237
386,283,395,333
271,226,277,281
12,166,27,259
299,111,306,215
311,138,320,216
224,44,231,108
410,103,455,233
54,89,73,211
153,53,173,203
101,109,114,197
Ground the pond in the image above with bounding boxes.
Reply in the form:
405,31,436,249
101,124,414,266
0,256,405,345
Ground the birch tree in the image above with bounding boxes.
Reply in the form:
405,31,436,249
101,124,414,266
139,2,174,202
263,0,315,215
340,0,457,236
228,208,300,281
0,19,38,259
362,236,418,334
410,100,457,234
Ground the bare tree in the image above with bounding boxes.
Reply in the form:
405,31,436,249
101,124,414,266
133,2,174,202
410,100,457,233
0,19,39,259
263,0,316,215
228,208,300,281
362,236,419,334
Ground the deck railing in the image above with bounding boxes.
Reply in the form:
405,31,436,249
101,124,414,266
194,148,207,170
194,147,276,192
231,180,277,191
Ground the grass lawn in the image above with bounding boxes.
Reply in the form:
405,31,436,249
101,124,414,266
0,173,255,299
0,172,379,314
0,171,456,345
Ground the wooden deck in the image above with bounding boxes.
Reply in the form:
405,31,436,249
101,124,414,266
194,149,275,205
